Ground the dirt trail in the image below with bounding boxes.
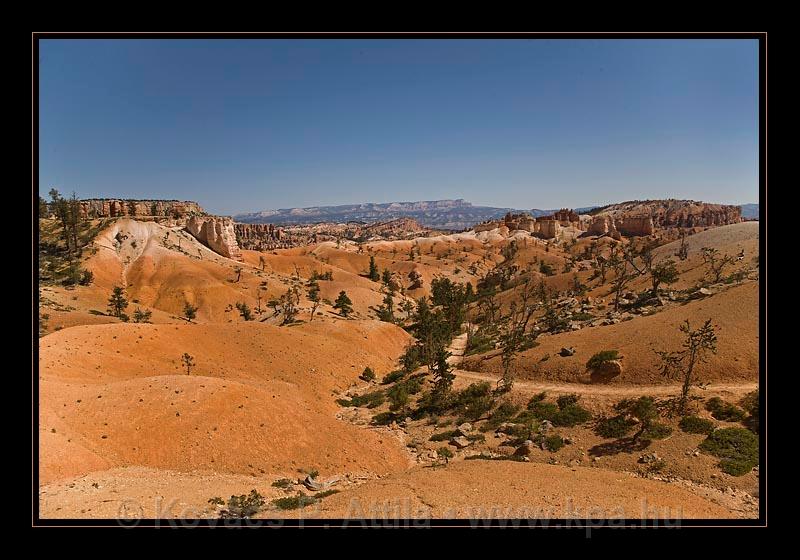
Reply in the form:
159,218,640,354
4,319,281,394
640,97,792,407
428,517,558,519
451,368,757,397
447,326,757,398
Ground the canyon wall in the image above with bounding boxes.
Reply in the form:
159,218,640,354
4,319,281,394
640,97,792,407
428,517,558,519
78,199,205,219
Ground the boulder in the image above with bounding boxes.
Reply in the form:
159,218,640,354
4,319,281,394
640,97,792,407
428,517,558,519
455,423,473,437
450,436,472,449
514,440,535,456
559,347,576,357
589,360,623,383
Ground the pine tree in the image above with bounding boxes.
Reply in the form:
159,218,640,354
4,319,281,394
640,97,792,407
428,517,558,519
333,291,353,317
107,286,129,318
368,255,379,282
307,280,321,321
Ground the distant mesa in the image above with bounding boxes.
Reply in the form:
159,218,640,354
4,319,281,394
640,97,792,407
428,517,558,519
77,198,206,220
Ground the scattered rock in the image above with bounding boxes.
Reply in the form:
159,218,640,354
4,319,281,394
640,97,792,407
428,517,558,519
639,452,661,464
514,440,535,456
559,347,576,357
538,420,554,433
450,436,472,449
455,422,473,437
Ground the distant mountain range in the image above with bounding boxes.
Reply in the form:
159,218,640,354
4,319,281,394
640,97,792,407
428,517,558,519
233,199,758,230
740,204,760,220
234,199,599,230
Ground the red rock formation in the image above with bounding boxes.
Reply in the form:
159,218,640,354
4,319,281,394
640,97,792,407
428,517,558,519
617,215,654,237
186,216,242,260
78,199,205,219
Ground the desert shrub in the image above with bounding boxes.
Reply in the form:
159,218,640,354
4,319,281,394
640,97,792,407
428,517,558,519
382,370,406,385
595,415,636,438
336,390,385,409
526,393,593,427
272,492,317,511
481,401,522,431
543,434,565,452
452,382,494,421
429,430,459,442
740,390,759,432
586,350,620,370
372,411,398,426
79,269,94,286
132,307,152,323
699,427,759,476
466,433,486,443
212,489,265,518
679,415,716,435
705,397,746,422
360,367,376,382
271,478,293,489
465,326,498,356
437,447,454,460
641,422,673,440
387,385,410,411
539,261,555,276
571,312,594,321
313,489,340,500
739,390,759,415
553,405,593,427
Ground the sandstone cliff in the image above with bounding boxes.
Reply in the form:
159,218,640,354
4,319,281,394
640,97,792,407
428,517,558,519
186,216,242,260
78,199,205,219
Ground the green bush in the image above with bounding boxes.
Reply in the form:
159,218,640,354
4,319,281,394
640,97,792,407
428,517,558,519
360,367,376,382
271,478,293,489
705,397,746,422
382,370,406,385
595,415,636,438
372,411,397,426
429,430,459,442
336,390,385,409
272,492,317,510
543,434,565,452
571,312,594,321
699,427,759,476
679,416,716,435
212,489,266,518
556,394,580,409
740,390,759,432
641,422,672,440
437,447,454,460
586,350,619,370
481,401,522,431
452,382,494,421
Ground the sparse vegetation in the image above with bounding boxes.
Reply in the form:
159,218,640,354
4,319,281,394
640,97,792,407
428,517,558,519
107,286,129,319
333,291,353,317
699,427,759,476
183,301,198,321
679,415,715,435
181,353,195,375
586,350,619,370
209,489,265,518
132,307,152,323
235,302,253,321
656,319,718,412
705,397,746,422
359,367,376,382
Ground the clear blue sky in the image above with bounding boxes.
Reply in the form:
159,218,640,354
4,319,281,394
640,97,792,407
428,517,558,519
38,38,759,215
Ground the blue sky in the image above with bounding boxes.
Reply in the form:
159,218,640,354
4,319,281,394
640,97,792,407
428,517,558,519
38,38,759,215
